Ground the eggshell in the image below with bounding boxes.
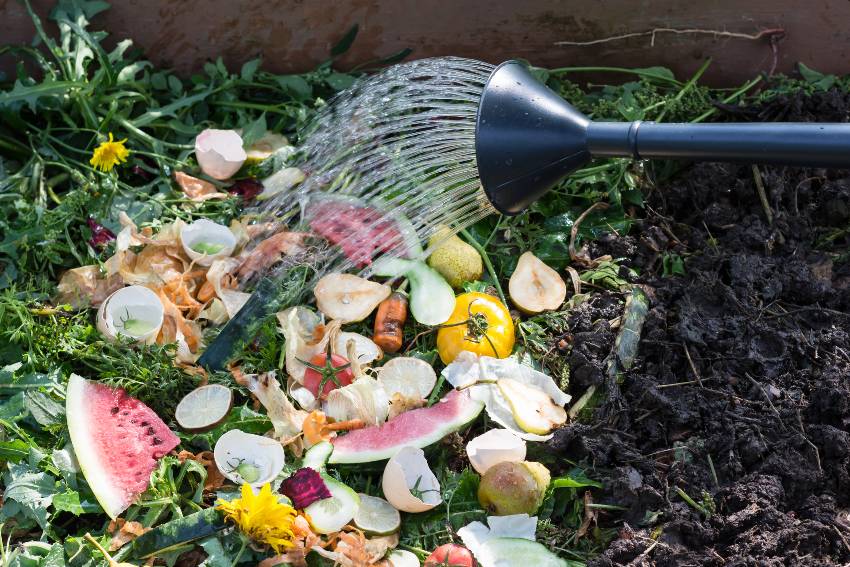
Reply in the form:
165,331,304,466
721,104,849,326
213,429,285,489
466,429,527,475
96,285,164,344
382,446,442,513
194,129,247,180
180,219,237,266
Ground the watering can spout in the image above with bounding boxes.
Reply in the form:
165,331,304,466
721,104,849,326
476,60,850,215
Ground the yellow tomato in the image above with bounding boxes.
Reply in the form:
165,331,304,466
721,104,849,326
437,292,515,364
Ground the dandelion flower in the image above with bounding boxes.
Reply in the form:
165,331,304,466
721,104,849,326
90,133,130,172
217,483,297,553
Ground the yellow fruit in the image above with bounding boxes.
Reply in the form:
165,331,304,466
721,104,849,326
477,461,550,515
427,230,483,288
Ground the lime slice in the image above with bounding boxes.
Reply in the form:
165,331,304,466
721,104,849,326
175,384,233,431
387,550,420,567
353,494,401,535
378,357,437,400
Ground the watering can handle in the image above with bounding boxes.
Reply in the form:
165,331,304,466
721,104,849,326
587,121,850,169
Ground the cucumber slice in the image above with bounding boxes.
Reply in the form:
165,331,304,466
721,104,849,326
302,441,334,473
370,259,455,326
477,537,568,567
305,476,360,534
406,262,455,325
353,494,401,535
387,549,420,567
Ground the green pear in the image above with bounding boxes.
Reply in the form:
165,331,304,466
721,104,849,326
427,228,483,288
477,461,551,515
497,379,567,435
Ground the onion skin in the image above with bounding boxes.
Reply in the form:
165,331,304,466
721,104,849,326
373,292,408,353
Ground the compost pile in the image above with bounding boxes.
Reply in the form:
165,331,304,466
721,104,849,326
2,2,850,566
560,90,850,566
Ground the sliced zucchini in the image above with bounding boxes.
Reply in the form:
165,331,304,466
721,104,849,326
305,476,360,534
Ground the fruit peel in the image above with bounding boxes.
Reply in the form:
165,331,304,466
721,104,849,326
427,229,483,288
442,352,571,441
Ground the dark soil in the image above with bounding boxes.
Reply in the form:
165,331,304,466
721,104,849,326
549,89,850,566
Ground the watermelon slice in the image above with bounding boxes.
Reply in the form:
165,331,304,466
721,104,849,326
66,374,180,519
329,389,484,464
306,196,422,267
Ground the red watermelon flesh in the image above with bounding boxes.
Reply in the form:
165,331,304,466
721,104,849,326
307,200,412,267
66,374,179,519
329,389,484,464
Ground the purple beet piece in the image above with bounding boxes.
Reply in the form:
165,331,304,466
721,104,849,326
279,467,332,509
87,217,116,249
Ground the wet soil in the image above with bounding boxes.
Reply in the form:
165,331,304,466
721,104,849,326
549,88,850,565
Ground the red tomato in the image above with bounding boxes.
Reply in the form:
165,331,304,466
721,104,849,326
424,544,475,567
302,353,354,399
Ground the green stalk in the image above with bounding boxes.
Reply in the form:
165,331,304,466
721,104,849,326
656,58,712,122
692,76,762,123
548,66,683,86
459,228,506,306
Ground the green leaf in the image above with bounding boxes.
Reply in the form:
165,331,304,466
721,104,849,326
24,390,65,426
551,474,602,489
325,72,356,92
168,75,183,95
2,462,57,529
631,66,677,84
240,58,261,81
275,75,312,100
331,25,359,57
240,113,267,148
53,490,85,515
798,62,836,90
198,536,231,567
0,439,30,463
0,80,78,112
133,88,214,127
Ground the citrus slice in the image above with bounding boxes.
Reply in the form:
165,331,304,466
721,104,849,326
175,384,233,431
353,494,401,535
378,357,438,400
387,550,420,567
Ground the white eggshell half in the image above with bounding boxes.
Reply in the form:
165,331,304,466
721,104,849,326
180,219,238,266
194,129,247,180
96,285,164,344
382,446,442,513
213,429,285,489
466,429,527,475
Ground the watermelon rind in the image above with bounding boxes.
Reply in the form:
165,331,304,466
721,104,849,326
329,390,484,464
66,374,127,519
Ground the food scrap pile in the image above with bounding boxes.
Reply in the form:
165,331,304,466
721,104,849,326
52,120,584,566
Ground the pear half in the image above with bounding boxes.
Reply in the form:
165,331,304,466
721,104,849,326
497,378,567,435
508,251,566,314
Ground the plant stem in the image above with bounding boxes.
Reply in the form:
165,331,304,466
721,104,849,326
459,228,506,306
675,486,708,517
230,537,249,567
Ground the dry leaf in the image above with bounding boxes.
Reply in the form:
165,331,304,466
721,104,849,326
55,265,124,309
174,171,228,201
258,515,326,567
235,230,308,281
242,371,307,441
108,518,150,551
388,393,426,420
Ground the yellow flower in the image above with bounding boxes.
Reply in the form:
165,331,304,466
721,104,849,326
90,133,130,172
216,483,297,553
